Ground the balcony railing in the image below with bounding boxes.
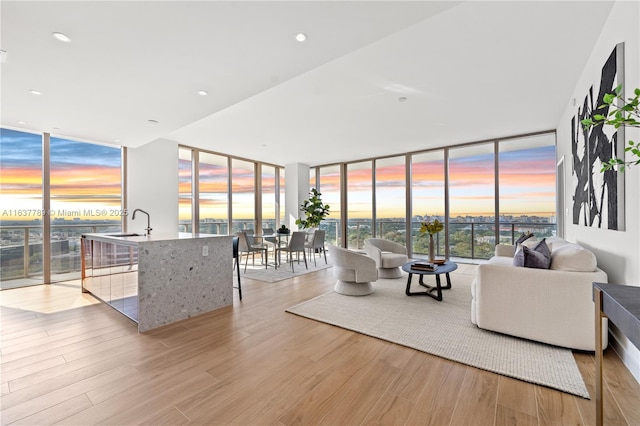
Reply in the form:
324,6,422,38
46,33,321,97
2,218,555,286
0,223,120,283
343,220,556,259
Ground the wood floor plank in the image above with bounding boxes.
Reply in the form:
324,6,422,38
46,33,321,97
496,375,538,418
448,367,499,426
1,267,638,426
574,350,629,426
494,405,538,426
361,394,415,425
10,393,93,426
604,349,640,425
535,385,584,426
1,355,67,387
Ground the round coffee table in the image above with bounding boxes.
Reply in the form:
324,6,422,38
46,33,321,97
402,260,458,301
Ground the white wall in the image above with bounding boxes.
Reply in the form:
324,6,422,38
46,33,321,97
126,139,179,235
556,0,639,381
284,163,310,231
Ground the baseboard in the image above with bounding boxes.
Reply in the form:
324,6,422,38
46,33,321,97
609,327,640,384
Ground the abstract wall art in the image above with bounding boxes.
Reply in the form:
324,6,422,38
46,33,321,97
571,42,625,231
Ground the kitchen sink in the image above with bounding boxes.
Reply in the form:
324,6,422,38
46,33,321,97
106,233,142,237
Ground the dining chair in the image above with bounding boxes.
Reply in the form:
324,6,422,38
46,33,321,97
275,231,308,272
261,227,279,246
236,231,268,272
305,229,327,266
244,228,257,245
232,236,242,300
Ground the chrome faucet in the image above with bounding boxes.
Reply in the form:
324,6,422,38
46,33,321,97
132,208,152,235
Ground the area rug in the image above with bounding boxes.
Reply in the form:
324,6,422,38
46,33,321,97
286,270,589,398
241,258,332,283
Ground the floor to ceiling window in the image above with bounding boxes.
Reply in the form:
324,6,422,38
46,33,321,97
411,151,445,257
279,171,286,226
231,159,255,234
448,143,496,259
499,134,557,243
375,156,406,245
0,129,44,288
318,165,341,246
179,146,285,237
199,152,228,235
261,165,277,230
178,147,193,232
177,130,555,261
346,161,373,250
49,137,122,282
0,129,123,287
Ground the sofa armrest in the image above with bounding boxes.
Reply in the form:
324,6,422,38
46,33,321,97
495,244,516,257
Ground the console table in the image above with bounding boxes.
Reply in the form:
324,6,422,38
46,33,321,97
593,282,640,426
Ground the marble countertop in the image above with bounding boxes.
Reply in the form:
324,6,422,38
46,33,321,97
82,232,229,247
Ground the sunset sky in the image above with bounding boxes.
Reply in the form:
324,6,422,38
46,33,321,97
3,128,555,223
1,128,121,221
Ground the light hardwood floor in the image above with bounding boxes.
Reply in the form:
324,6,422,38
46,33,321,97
1,266,639,425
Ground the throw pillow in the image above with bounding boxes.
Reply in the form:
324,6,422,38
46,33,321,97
531,238,551,259
513,238,551,269
515,231,534,245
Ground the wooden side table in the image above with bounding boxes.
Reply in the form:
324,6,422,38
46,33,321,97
593,282,640,426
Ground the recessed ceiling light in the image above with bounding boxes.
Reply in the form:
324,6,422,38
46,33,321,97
398,96,408,103
52,32,71,43
17,120,26,124
197,90,208,96
52,127,60,130
114,139,121,143
29,89,42,95
295,32,307,42
148,119,159,124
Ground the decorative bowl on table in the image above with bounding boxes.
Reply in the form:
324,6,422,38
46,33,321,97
277,225,290,234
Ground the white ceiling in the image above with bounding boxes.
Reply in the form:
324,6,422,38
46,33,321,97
1,1,615,166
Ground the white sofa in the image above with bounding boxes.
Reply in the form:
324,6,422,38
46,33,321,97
470,237,608,351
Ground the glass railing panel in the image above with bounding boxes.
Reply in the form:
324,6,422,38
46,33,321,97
377,220,406,245
346,220,372,250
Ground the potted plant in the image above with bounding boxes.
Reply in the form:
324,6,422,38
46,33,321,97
420,219,444,262
582,85,640,171
295,188,330,229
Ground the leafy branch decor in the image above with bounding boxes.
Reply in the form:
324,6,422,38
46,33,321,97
582,84,640,171
295,188,330,229
419,219,444,262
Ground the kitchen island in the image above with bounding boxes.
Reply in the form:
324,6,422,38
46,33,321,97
81,232,232,332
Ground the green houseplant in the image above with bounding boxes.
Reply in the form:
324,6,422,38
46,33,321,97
419,219,444,262
295,188,330,229
582,85,640,171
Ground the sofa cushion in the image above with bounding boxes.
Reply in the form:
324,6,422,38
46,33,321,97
546,236,569,251
550,243,597,272
489,255,514,266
